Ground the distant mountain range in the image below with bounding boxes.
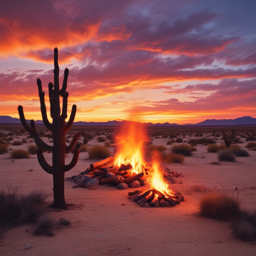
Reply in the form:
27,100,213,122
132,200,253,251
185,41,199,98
0,115,255,126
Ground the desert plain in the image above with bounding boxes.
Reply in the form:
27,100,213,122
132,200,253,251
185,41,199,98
0,125,256,256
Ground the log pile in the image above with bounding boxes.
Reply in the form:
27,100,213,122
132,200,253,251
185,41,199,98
68,157,147,189
128,189,184,207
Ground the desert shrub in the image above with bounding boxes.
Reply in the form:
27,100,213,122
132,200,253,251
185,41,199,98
207,144,219,153
0,138,6,144
0,189,47,227
234,138,243,144
88,145,111,159
33,215,55,236
104,141,111,147
232,148,250,157
57,218,71,226
199,192,240,221
232,210,256,241
218,149,236,162
171,143,192,156
22,138,28,143
28,145,38,155
0,144,8,153
175,138,183,143
12,140,23,145
219,144,226,150
197,137,216,145
156,145,167,152
166,140,173,145
245,142,256,149
11,149,29,159
97,136,106,142
164,152,184,163
190,146,197,151
188,139,197,146
79,144,87,152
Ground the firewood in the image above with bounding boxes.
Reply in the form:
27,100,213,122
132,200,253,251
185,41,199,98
137,197,147,205
113,175,125,184
90,157,114,170
145,191,155,204
125,172,144,184
160,199,166,207
95,175,106,182
100,163,113,170
149,194,159,207
118,164,132,172
106,166,119,173
100,175,118,184
94,170,106,176
133,189,151,202
167,198,177,206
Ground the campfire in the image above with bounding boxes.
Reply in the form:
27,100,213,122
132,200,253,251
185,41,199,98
69,121,184,207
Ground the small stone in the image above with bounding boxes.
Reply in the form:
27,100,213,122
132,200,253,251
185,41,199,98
117,183,129,190
129,180,141,188
86,178,99,190
106,172,115,177
77,175,92,187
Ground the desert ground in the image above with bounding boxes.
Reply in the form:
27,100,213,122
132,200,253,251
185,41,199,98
0,125,256,256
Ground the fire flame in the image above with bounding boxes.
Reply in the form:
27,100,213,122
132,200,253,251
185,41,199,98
114,121,148,174
149,153,174,198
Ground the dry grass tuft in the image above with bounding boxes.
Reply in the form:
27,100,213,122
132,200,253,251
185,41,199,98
0,144,8,154
88,145,111,159
245,142,256,149
79,144,87,152
28,145,38,155
57,218,71,226
33,215,55,236
104,141,111,148
164,152,184,163
171,143,192,156
207,144,219,153
218,149,236,162
199,192,240,221
11,149,30,159
12,140,23,145
97,136,106,142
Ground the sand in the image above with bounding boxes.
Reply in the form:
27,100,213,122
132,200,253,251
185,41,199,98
0,134,256,255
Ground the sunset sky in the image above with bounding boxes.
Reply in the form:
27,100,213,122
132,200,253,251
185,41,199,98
0,0,255,124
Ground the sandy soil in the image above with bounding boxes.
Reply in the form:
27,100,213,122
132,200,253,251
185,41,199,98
0,134,256,255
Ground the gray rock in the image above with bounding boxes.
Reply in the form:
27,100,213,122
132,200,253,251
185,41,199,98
86,178,99,190
77,175,92,187
106,172,115,177
129,180,140,188
117,183,129,190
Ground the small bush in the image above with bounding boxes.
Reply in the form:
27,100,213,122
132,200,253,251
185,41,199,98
156,145,167,152
207,144,219,153
171,143,192,156
166,140,173,145
0,144,8,154
175,138,183,143
218,149,236,162
79,144,87,152
232,210,256,241
219,144,226,150
245,142,256,149
33,215,55,236
11,149,29,159
104,141,111,148
199,192,240,221
28,145,38,155
97,136,106,142
232,149,250,157
12,140,23,145
88,145,111,159
164,152,184,163
57,218,71,226
197,137,216,145
190,146,197,151
22,138,28,143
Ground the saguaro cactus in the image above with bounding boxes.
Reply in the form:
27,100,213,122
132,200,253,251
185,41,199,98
18,48,80,209
222,129,236,148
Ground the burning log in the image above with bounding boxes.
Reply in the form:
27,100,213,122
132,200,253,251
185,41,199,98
125,172,144,184
90,157,114,170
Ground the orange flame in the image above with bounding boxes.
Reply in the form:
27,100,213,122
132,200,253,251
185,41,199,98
149,152,174,198
114,121,148,174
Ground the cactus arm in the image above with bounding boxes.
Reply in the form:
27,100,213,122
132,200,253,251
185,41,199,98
37,79,53,131
63,148,79,172
48,82,54,118
18,106,34,133
64,105,77,132
59,68,69,95
30,120,53,151
53,48,60,116
61,92,68,120
37,149,54,174
66,133,80,153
